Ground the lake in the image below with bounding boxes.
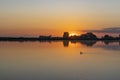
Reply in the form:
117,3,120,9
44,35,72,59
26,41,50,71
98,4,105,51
0,40,120,80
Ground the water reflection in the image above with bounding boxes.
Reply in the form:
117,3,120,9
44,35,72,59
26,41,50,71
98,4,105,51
0,40,120,50
103,40,120,45
63,40,120,48
0,41,120,80
63,40,120,51
70,40,97,46
63,40,69,47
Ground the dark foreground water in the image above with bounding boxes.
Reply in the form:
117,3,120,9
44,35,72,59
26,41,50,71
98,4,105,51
0,41,120,80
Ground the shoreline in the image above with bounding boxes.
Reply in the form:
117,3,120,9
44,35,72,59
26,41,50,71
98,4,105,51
0,37,120,42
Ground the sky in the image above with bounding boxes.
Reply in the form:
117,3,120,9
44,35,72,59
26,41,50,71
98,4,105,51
0,0,120,36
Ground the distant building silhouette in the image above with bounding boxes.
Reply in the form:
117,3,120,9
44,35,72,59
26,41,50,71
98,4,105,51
63,32,69,39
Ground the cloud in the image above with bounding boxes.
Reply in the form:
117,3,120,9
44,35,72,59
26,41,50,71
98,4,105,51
83,27,120,33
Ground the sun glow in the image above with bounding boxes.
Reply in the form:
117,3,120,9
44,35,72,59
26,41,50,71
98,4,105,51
69,31,84,37
70,33,78,36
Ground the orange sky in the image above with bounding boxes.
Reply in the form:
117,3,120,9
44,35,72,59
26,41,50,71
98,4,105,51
0,0,120,36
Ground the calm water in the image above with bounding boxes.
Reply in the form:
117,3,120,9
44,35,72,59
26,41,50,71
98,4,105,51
0,41,120,80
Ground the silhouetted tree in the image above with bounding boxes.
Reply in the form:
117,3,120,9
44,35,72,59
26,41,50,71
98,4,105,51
79,32,97,40
102,35,114,40
70,35,79,40
63,32,69,39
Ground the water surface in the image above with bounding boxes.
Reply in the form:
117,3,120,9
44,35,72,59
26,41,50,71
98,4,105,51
0,41,120,80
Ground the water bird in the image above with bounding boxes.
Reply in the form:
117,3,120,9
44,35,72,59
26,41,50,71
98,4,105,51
80,52,83,55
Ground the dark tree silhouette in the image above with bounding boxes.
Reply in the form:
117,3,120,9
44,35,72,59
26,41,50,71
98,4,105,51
79,32,97,40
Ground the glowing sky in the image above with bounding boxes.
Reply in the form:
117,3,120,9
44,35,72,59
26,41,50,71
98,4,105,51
0,0,120,36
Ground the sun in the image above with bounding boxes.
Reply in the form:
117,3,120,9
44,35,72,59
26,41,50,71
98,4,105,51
70,33,78,36
69,31,82,36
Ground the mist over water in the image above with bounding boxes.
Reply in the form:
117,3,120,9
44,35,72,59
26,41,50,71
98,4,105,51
0,41,120,80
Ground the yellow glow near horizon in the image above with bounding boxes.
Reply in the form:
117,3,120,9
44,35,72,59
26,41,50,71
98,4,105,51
70,33,77,36
69,31,85,37
69,31,80,36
